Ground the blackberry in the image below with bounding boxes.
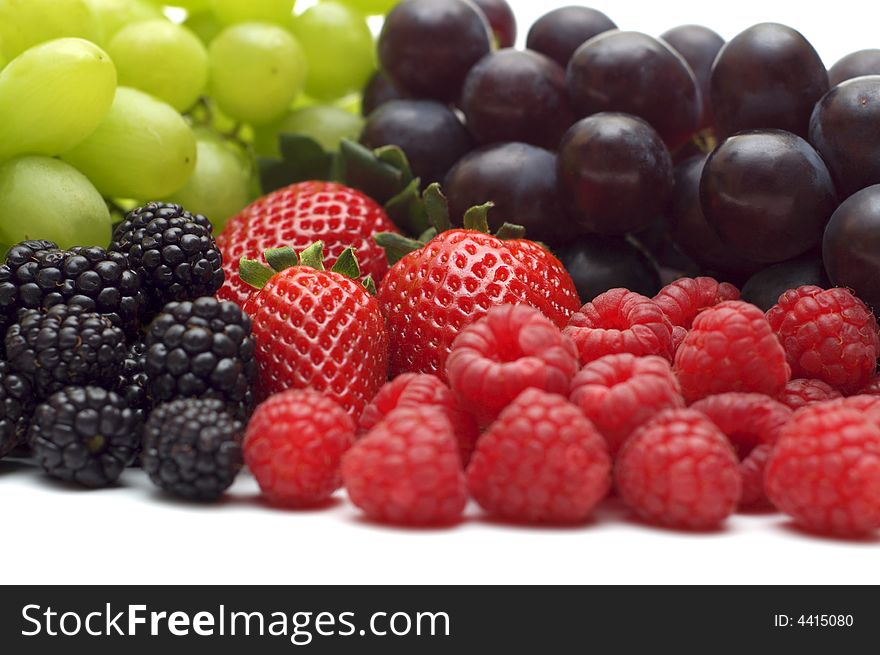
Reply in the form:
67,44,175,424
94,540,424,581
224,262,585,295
118,340,151,419
143,398,243,501
0,360,36,459
5,304,127,398
29,386,139,487
117,340,152,459
111,202,224,315
144,297,257,417
0,240,61,344
0,241,145,337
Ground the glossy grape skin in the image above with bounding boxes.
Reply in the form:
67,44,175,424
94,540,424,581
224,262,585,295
710,23,828,139
556,236,661,303
566,31,701,151
460,49,574,150
471,0,516,48
740,255,829,312
0,38,117,162
0,156,111,249
254,105,364,156
823,184,880,310
660,25,724,129
526,6,616,68
360,99,472,185
828,49,880,86
290,1,376,102
107,19,208,112
208,22,307,126
378,0,491,102
700,130,838,264
669,155,761,279
557,113,674,236
361,70,408,116
0,0,99,60
444,142,575,245
809,76,880,198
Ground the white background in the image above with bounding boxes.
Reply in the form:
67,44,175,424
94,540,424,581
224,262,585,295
4,0,880,586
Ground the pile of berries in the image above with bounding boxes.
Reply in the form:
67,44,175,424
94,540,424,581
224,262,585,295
0,203,256,497
3,0,880,542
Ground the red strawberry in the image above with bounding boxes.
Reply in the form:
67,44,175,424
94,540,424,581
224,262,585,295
240,243,388,419
217,181,400,307
377,190,580,380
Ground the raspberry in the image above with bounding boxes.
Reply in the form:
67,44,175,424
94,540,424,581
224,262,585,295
614,409,742,529
766,404,880,536
563,289,675,365
342,406,467,525
673,301,791,403
446,305,578,426
766,286,880,394
739,444,774,509
858,375,880,396
466,389,611,523
671,325,688,356
358,373,479,466
828,394,880,419
569,354,684,456
778,378,843,410
244,390,355,507
690,392,792,460
690,392,791,509
653,277,741,328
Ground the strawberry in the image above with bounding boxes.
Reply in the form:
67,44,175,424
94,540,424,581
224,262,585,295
217,181,400,307
240,242,388,419
377,185,581,380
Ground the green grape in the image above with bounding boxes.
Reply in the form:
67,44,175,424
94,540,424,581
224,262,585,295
253,105,364,157
108,20,208,112
290,1,375,101
208,23,307,126
0,39,117,162
83,0,163,45
210,0,295,26
0,0,99,60
185,10,223,45
166,129,252,230
62,87,197,199
158,0,209,10
335,0,399,15
0,156,111,249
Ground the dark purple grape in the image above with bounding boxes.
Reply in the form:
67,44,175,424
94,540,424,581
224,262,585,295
828,49,880,86
557,113,674,236
360,100,473,184
378,0,492,102
660,25,725,129
669,155,761,279
362,70,408,116
471,0,516,48
444,142,575,244
710,23,829,139
809,75,880,198
461,49,574,150
823,184,880,310
632,220,702,283
556,236,661,303
740,256,830,312
566,31,701,150
700,130,838,264
526,6,617,68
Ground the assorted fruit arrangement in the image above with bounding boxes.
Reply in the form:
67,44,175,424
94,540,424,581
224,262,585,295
1,0,880,539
